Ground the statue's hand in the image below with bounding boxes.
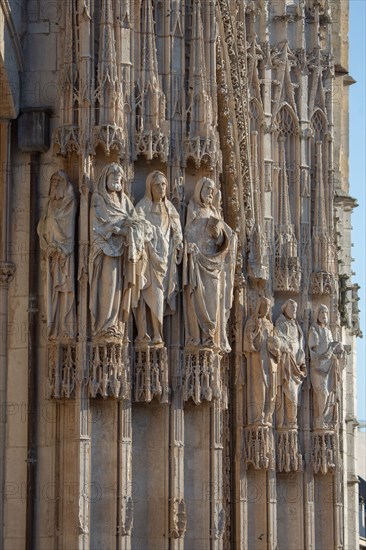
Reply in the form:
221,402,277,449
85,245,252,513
187,243,199,255
175,242,183,264
300,363,307,377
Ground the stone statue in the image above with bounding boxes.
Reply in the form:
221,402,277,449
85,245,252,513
183,177,237,352
244,297,281,426
37,170,77,340
89,163,149,338
308,304,345,429
134,171,183,345
274,299,307,429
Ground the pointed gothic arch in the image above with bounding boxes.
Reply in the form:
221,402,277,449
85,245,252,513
274,103,301,236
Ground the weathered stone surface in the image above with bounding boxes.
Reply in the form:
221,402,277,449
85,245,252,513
0,0,360,548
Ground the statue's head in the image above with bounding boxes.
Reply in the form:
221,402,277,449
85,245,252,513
316,304,329,327
146,170,167,202
96,163,126,196
49,170,69,200
104,163,125,193
282,298,297,320
257,296,271,319
197,177,215,206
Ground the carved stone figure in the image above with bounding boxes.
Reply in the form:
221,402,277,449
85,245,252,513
274,299,307,429
89,163,148,338
37,171,77,340
309,304,345,429
183,177,237,352
134,171,183,345
244,297,280,426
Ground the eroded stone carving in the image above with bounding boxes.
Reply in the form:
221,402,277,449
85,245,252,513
120,496,134,537
244,297,280,427
185,0,220,170
38,170,77,340
90,341,130,399
311,431,336,475
170,498,186,539
309,304,345,430
274,299,306,472
274,138,301,292
183,178,237,352
134,346,169,404
135,0,169,162
183,349,222,405
134,171,183,346
275,299,307,430
243,426,275,471
243,297,280,469
92,0,126,156
47,343,77,399
89,163,148,338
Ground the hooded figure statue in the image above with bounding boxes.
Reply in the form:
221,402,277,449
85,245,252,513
89,163,150,338
183,177,237,352
134,170,183,345
37,170,77,340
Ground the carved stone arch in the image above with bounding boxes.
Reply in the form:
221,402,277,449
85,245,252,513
310,108,333,241
276,103,299,136
311,108,328,140
275,103,301,235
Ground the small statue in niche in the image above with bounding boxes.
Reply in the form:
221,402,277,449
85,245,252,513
183,177,237,352
89,163,150,338
134,171,183,345
37,170,77,340
274,299,307,429
244,297,281,426
308,304,345,430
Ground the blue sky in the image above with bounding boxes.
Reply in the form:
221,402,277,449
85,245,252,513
349,0,366,422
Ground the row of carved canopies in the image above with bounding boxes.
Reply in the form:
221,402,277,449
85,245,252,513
37,163,237,352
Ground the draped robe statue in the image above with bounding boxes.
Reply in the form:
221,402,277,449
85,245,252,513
37,170,77,340
309,304,345,429
244,297,281,426
274,299,307,429
134,171,183,345
89,163,149,338
183,178,237,352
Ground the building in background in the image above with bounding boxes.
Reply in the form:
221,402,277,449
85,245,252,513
0,0,362,548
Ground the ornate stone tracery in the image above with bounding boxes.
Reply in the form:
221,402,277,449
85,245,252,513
21,0,358,547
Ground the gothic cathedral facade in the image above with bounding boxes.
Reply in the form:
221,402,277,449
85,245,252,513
0,0,361,548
